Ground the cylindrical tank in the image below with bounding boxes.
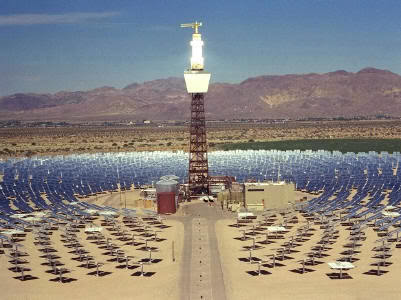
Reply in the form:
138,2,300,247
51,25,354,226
157,192,176,214
160,175,180,182
155,180,178,193
156,179,178,214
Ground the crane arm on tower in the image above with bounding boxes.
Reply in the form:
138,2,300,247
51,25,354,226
180,22,202,34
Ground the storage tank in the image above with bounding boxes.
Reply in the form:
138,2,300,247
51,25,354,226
160,175,180,182
156,192,176,214
155,180,178,193
156,180,178,214
157,178,179,207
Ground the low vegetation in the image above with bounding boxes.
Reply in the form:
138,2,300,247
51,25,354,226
1,120,401,158
219,138,401,154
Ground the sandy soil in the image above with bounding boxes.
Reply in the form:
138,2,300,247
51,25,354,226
2,187,401,299
0,191,184,300
85,189,151,211
216,205,401,300
1,120,401,158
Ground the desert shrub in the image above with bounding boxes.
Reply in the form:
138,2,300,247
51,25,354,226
220,138,401,153
25,150,36,157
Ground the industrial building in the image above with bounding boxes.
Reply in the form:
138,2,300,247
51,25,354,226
244,181,296,211
214,180,296,212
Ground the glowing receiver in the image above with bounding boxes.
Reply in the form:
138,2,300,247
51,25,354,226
181,21,210,93
180,22,204,71
190,34,204,70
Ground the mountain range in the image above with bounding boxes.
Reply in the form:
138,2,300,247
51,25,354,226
1,67,401,121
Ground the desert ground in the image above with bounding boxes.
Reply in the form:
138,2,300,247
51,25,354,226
2,120,401,299
217,206,401,300
0,190,184,300
1,120,401,158
2,188,401,299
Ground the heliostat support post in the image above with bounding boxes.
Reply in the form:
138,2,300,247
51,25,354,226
181,22,211,197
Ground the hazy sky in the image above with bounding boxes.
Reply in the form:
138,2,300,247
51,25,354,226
1,0,400,96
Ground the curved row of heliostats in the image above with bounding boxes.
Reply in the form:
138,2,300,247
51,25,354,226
0,150,401,215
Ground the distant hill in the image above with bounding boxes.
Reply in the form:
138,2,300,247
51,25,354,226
1,68,401,121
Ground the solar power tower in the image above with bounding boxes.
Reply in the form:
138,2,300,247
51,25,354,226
181,22,211,196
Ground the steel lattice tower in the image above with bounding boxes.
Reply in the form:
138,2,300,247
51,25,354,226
189,93,209,195
181,21,211,197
